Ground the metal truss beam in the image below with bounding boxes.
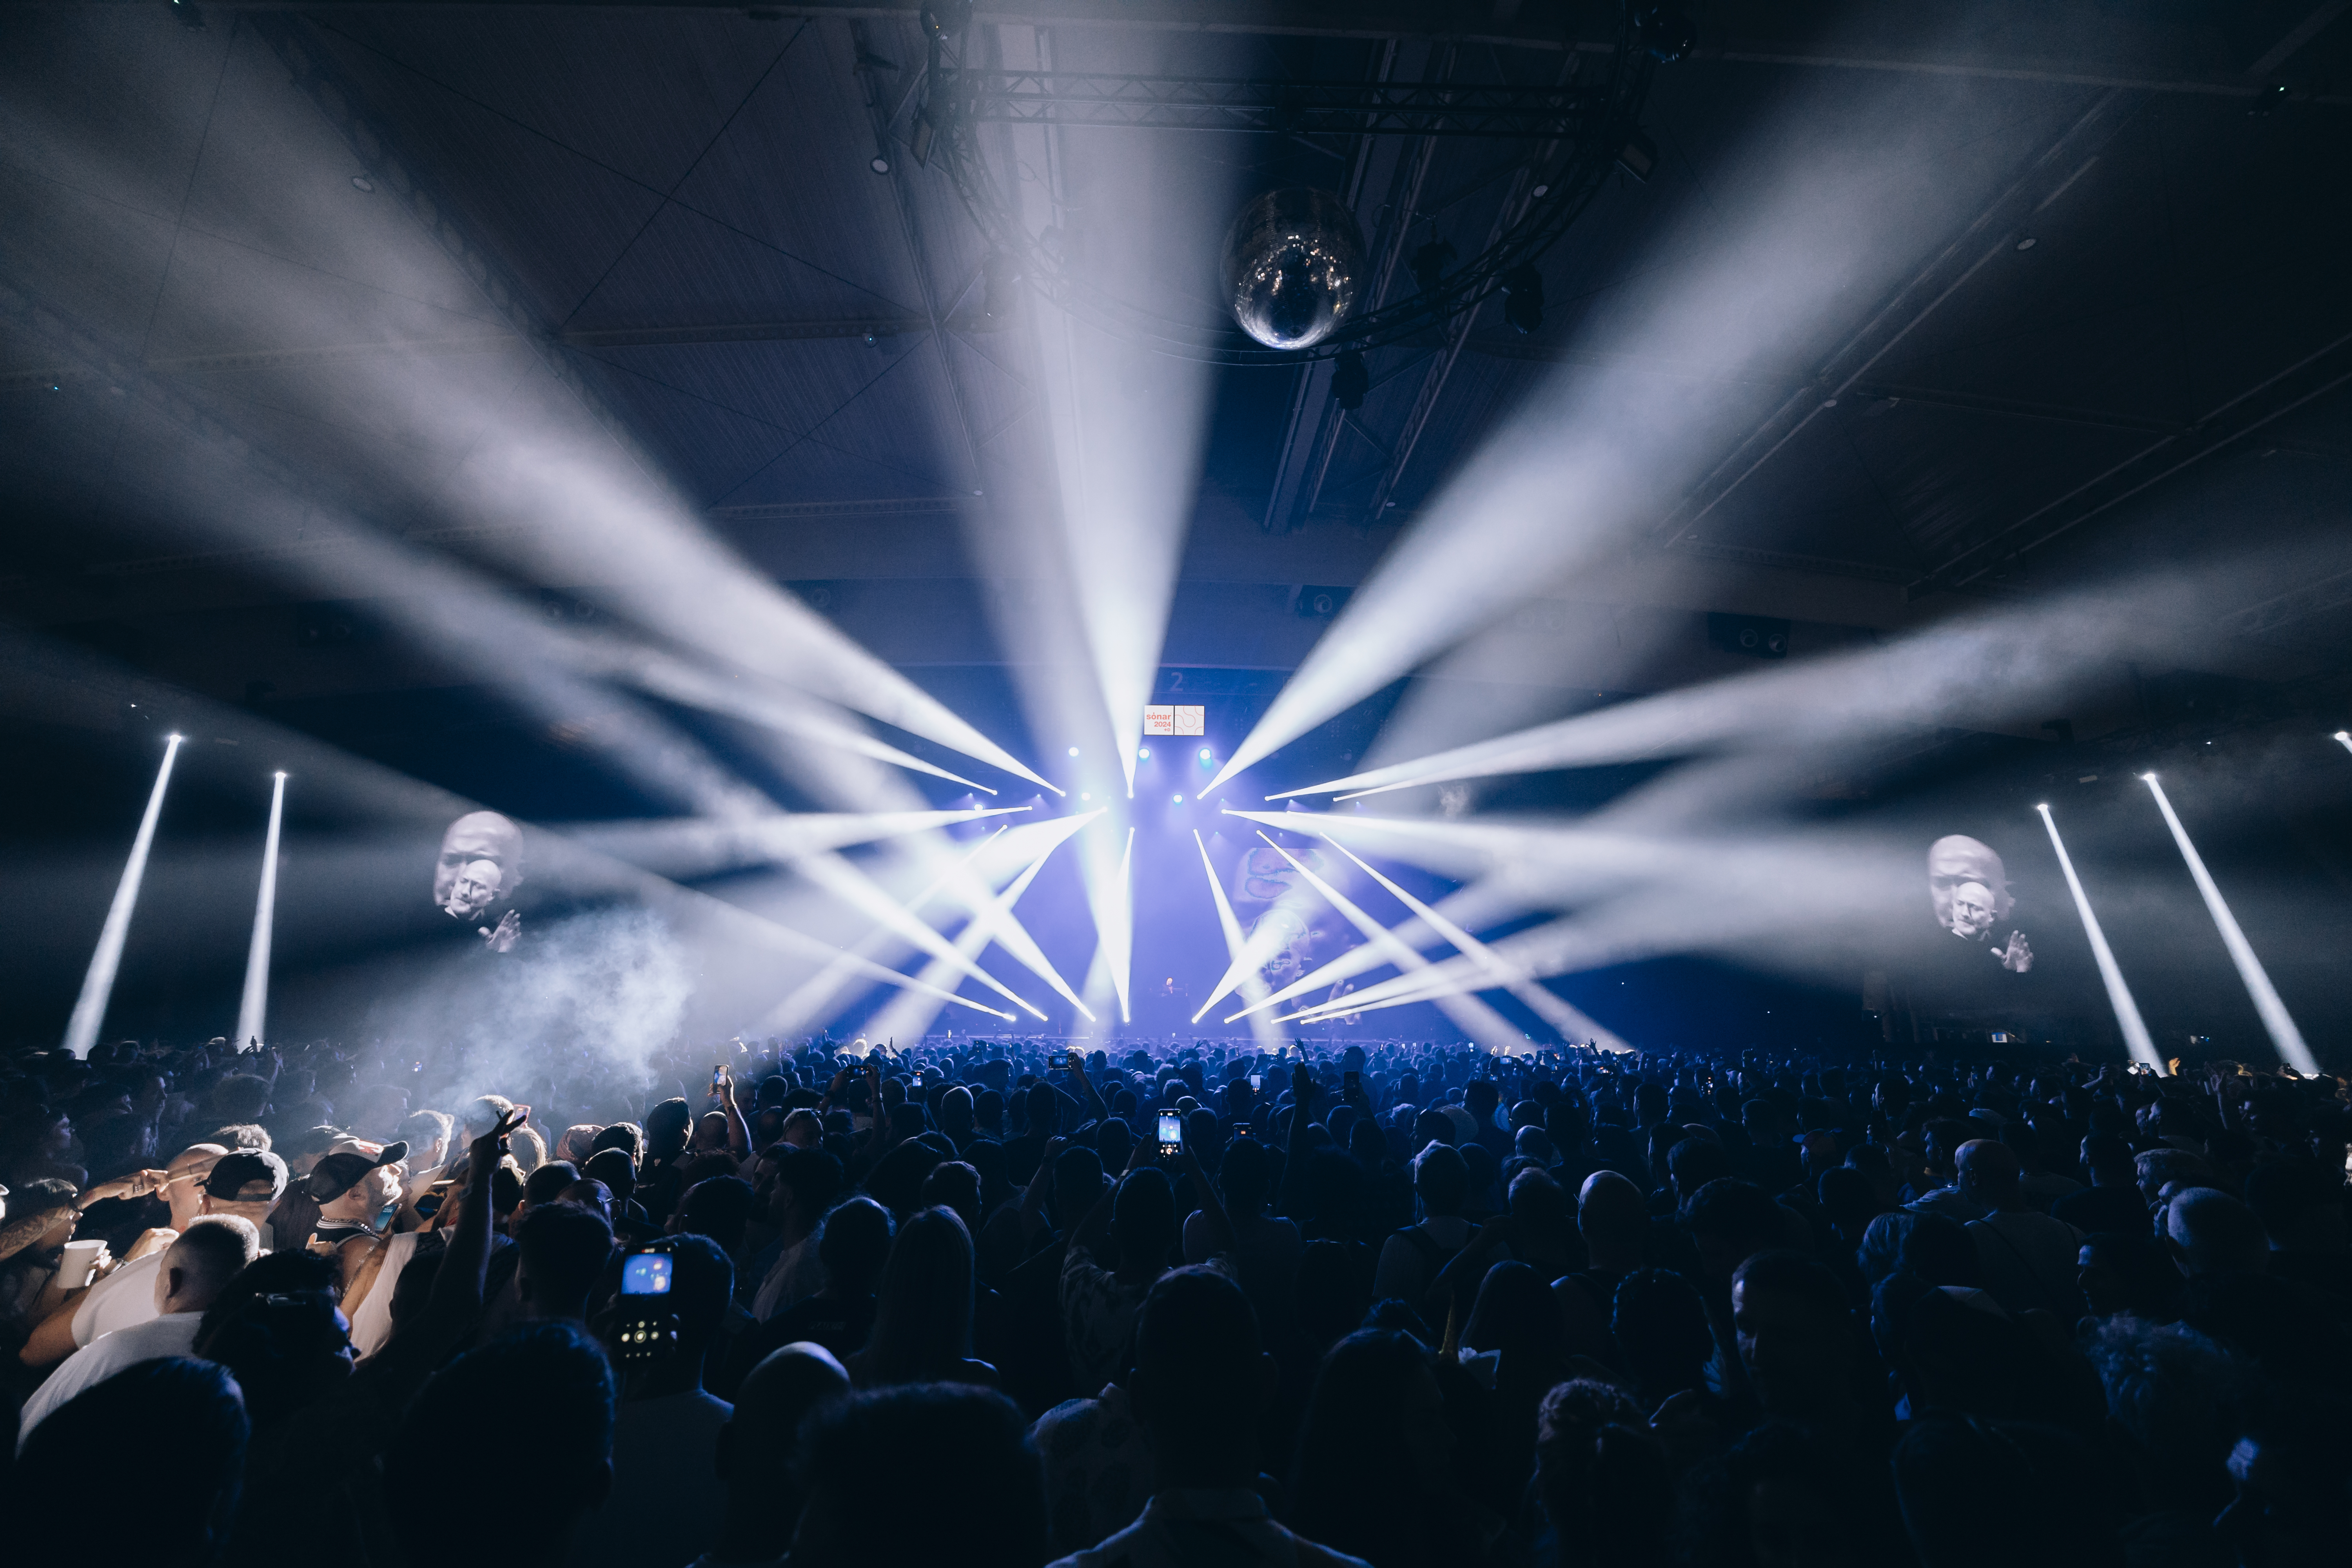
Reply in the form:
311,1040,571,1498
934,70,1601,137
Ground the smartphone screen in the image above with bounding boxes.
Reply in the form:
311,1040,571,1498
1065,1048,1084,1072
711,1065,726,1094
1156,1111,1182,1153
1233,1123,1253,1140
1249,1073,1261,1092
620,1252,673,1296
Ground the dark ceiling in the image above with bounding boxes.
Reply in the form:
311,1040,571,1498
3,0,2349,762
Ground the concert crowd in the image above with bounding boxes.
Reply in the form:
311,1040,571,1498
0,1028,2345,1567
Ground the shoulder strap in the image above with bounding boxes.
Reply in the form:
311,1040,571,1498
1390,1224,1456,1266
1974,1215,2067,1314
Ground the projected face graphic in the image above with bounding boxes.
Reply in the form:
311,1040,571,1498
448,859,505,918
1948,881,1997,940
1234,844,1325,905
1232,845,1343,984
1926,835,2031,973
1927,835,2011,933
434,811,524,949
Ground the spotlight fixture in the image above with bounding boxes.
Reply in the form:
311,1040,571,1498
1615,129,1659,182
1637,5,1697,62
1067,746,1081,757
1173,794,1184,804
350,175,374,192
1330,350,1368,411
1408,237,1457,295
870,154,892,175
1080,792,1091,801
920,0,973,40
1198,748,1214,763
1137,746,1152,760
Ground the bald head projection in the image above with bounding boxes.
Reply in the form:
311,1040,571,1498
434,811,525,950
1927,834,2031,974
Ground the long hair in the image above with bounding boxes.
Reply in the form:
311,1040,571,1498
860,1206,975,1386
1289,1329,1455,1568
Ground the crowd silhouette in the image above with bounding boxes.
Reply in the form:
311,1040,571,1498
1,1031,2344,1567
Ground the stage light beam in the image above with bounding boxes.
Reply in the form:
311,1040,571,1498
1109,829,1136,1024
2034,804,2160,1072
1305,831,1626,1050
2141,775,2318,1075
791,851,1047,1020
864,833,1091,1042
1247,833,1525,1051
233,771,288,1049
1192,830,1288,1054
64,734,183,1058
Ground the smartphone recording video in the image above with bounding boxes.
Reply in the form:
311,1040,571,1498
1156,1110,1182,1157
620,1251,674,1296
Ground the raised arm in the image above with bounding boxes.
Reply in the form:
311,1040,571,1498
1067,1058,1111,1124
1275,1060,1318,1221
1176,1143,1235,1256
717,1070,753,1160
1070,1139,1149,1258
425,1108,517,1324
980,1134,1067,1284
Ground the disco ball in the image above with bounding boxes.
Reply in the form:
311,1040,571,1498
1219,187,1365,351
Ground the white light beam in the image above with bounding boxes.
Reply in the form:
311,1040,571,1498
2141,775,2318,1076
1109,828,1136,1024
1290,830,1626,1050
1249,833,1525,1052
865,832,1087,1043
1192,831,1288,1054
757,828,1015,1034
64,734,183,1058
233,771,288,1049
2034,804,2160,1071
791,851,1047,1020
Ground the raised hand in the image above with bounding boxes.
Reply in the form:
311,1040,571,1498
468,1107,525,1169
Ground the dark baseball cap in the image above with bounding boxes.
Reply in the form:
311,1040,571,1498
205,1149,288,1204
302,1140,410,1203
